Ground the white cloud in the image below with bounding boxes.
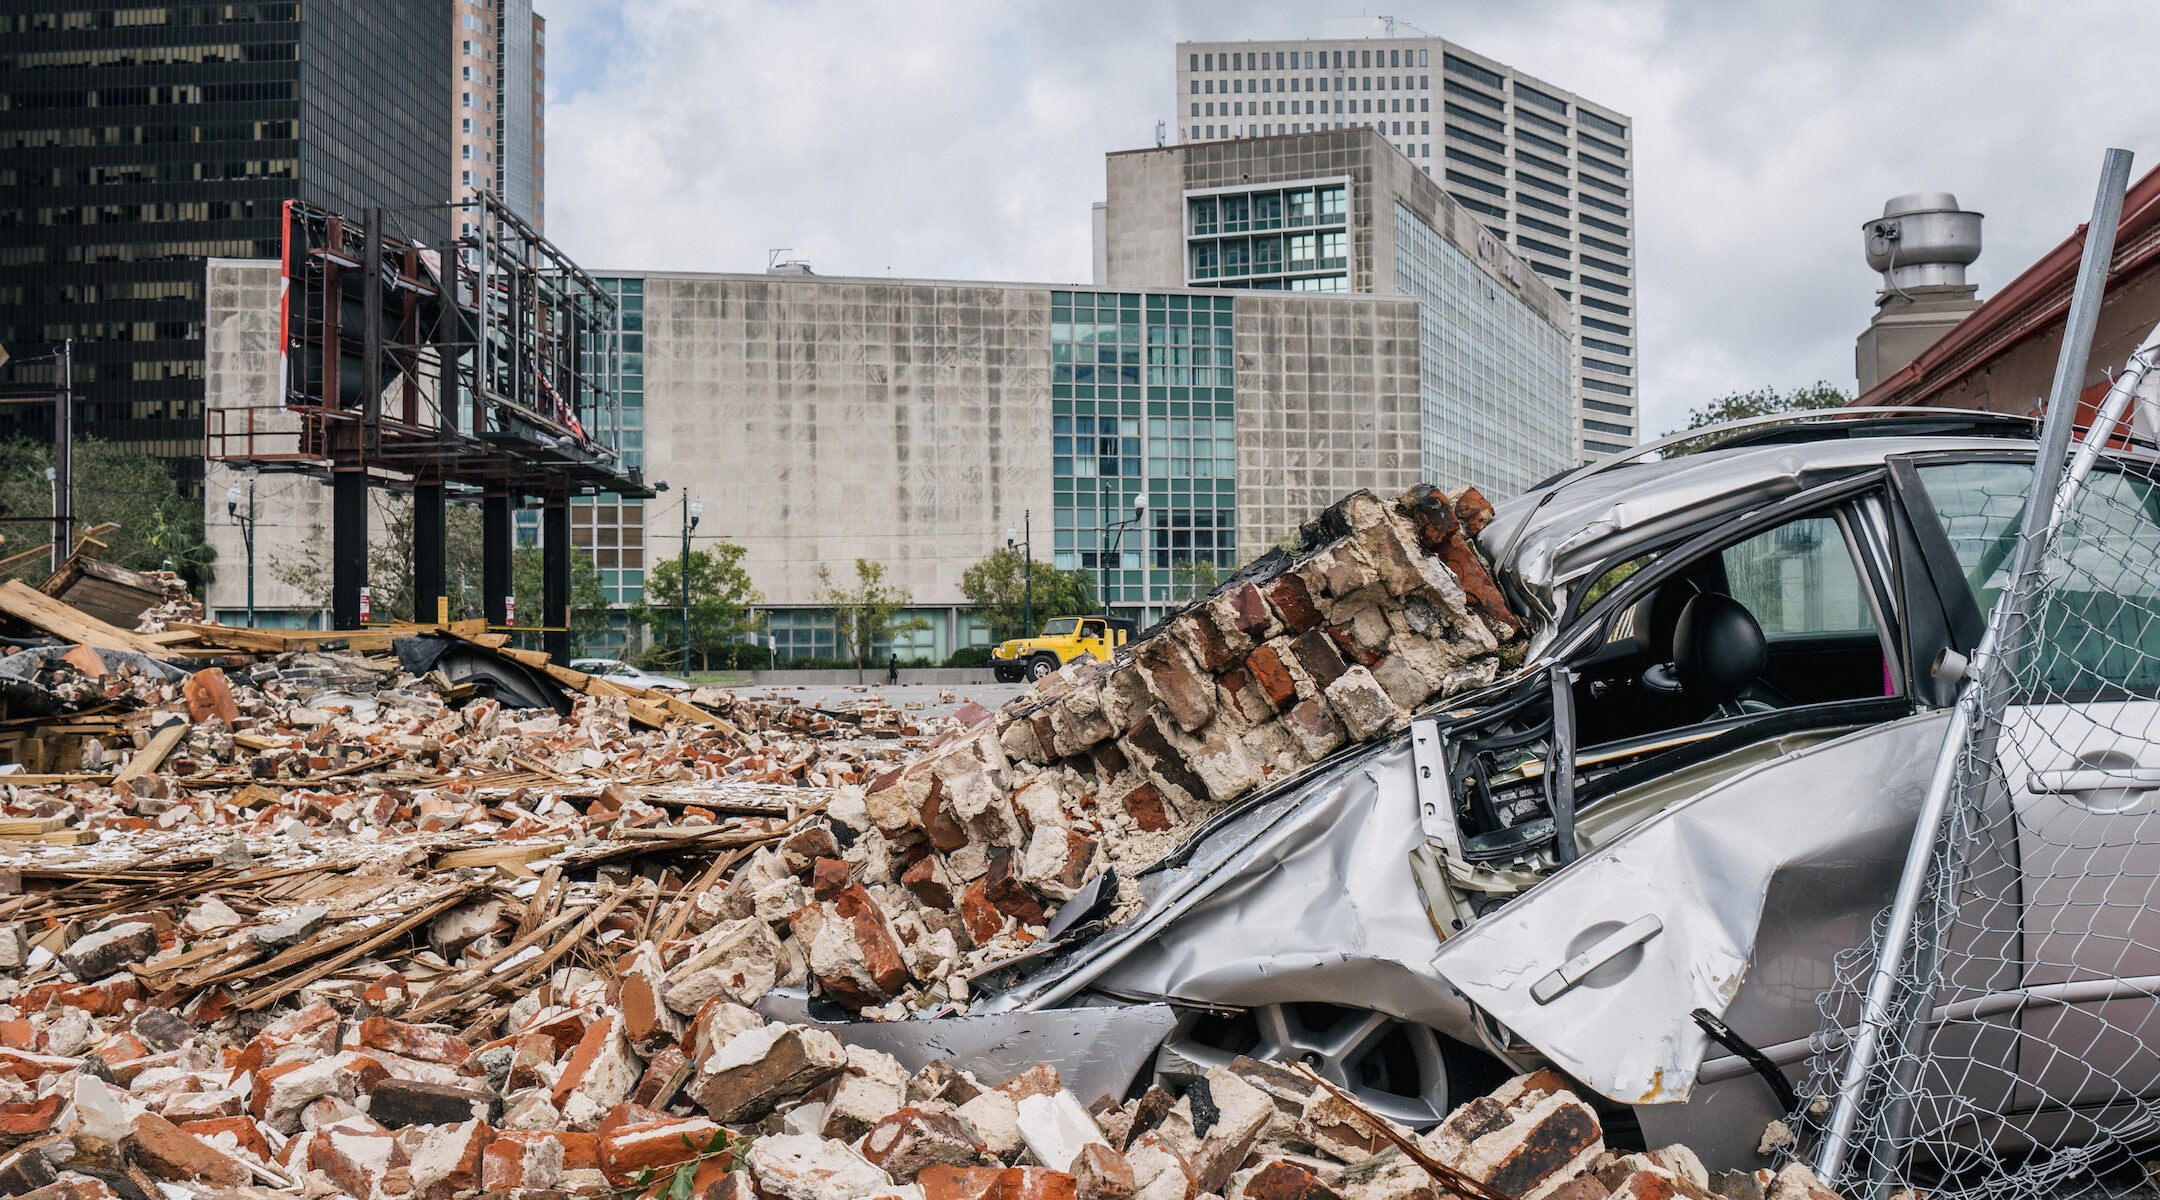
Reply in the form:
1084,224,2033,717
544,0,2160,438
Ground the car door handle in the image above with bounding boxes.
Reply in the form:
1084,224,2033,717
2029,768,2160,794
1531,915,1663,1005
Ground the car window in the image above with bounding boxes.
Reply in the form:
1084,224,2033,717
1080,621,1105,639
1719,516,1873,635
1914,461,2028,613
1917,460,2160,697
1042,618,1080,636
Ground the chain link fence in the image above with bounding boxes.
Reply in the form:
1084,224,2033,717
1800,315,2160,1199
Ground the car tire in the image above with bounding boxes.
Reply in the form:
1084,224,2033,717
1026,653,1060,681
992,664,1022,683
1151,1002,1504,1129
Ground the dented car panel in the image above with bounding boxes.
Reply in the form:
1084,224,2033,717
1426,709,1950,1105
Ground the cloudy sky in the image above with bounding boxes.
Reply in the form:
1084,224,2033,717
540,0,2160,438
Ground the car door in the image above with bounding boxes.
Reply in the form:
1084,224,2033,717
1899,455,2160,1116
1428,489,2022,1129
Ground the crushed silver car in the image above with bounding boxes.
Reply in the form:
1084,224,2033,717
945,407,2160,1170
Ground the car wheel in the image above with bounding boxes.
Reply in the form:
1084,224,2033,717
993,664,1022,683
1152,1002,1499,1129
1026,653,1059,681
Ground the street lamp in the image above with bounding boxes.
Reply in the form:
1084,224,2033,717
681,496,701,672
1103,492,1148,622
1005,510,1032,636
225,477,256,626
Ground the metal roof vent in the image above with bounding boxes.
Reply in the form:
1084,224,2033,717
1864,192,1984,291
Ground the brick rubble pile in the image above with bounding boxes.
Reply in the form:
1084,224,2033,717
0,484,1836,1199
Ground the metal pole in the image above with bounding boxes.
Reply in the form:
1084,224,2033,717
680,497,698,672
244,479,256,626
1814,145,2135,1187
1023,508,1033,634
52,339,71,573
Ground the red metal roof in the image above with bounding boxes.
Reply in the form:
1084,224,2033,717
1853,163,2160,407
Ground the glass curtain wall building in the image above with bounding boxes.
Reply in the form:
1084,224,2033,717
1051,290,1240,615
0,0,452,487
1174,23,1636,462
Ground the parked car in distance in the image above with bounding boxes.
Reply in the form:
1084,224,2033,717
568,658,692,691
990,615,1136,682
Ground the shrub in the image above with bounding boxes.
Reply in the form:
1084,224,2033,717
945,646,994,669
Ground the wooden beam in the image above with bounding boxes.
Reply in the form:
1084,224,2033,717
114,720,189,784
0,580,169,656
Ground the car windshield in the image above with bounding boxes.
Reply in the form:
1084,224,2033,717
1042,618,1081,636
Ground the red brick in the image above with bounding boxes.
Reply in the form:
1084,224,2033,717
810,857,852,900
1245,644,1299,709
598,1113,727,1185
132,1114,248,1185
1451,484,1497,537
1177,613,1239,674
983,849,1046,927
482,1129,566,1192
921,1165,1009,1200
1072,1143,1136,1200
903,854,957,910
959,879,1007,946
1117,783,1172,833
0,1095,59,1139
177,1115,273,1164
1288,628,1349,690
1264,572,1323,633
1129,637,1215,733
356,1016,470,1066
182,667,241,725
830,882,911,1005
1241,1160,1344,1200
1227,582,1274,636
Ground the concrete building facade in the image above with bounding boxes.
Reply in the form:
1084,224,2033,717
1173,19,1637,462
1101,129,1575,498
453,0,545,231
201,265,1428,658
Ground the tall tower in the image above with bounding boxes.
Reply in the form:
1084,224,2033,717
0,1,452,487
1174,21,1637,465
452,0,545,234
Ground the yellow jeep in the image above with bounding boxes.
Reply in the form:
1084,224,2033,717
990,615,1133,682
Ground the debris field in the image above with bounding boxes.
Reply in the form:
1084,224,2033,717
0,485,1842,1200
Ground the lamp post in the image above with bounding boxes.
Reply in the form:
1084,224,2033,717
680,497,701,672
225,477,256,626
1104,492,1149,624
1006,510,1032,637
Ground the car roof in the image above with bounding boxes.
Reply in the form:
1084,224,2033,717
1481,409,2066,625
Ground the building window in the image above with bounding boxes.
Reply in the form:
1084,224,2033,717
1584,378,1633,397
1585,398,1634,416
1514,81,1569,115
1190,53,1199,71
1584,419,1634,436
1443,53,1503,88
1580,109,1628,138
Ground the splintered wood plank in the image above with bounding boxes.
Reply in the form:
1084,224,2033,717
0,580,171,656
114,721,190,784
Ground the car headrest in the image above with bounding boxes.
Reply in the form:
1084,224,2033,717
1674,593,1768,703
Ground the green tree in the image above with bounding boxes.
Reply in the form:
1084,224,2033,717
1169,557,1222,603
958,546,1098,642
815,558,929,682
271,497,488,624
0,438,213,587
512,546,610,656
626,543,763,671
1679,382,1852,432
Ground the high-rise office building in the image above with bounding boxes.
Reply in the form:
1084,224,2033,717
1099,128,1575,500
1175,18,1638,462
452,0,544,233
0,0,452,485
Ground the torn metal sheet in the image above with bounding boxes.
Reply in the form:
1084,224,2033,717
393,633,570,713
753,993,1175,1107
1070,740,1492,1050
1427,710,1950,1105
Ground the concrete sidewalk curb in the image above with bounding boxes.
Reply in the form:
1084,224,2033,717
744,668,996,686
